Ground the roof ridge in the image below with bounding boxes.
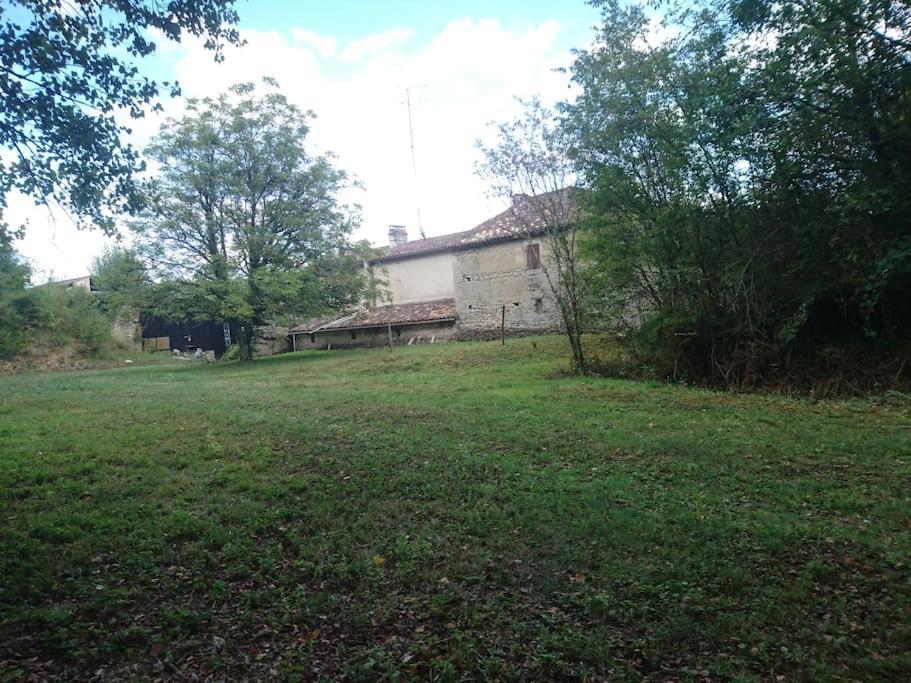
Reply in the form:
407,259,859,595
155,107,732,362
370,190,571,264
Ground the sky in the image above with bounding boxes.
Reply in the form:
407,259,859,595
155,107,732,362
10,0,602,282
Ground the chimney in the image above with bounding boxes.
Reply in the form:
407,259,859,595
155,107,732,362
388,224,408,247
511,193,528,206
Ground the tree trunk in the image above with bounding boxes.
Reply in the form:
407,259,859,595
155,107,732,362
567,322,586,373
237,322,254,361
561,299,586,374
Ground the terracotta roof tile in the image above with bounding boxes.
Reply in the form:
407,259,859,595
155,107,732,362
371,188,574,263
292,298,457,334
292,312,346,334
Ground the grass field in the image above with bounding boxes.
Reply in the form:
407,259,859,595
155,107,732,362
1,336,909,680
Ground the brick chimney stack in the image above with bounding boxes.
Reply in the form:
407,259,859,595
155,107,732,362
388,225,408,247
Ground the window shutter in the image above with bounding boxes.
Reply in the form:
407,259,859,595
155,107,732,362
526,243,541,270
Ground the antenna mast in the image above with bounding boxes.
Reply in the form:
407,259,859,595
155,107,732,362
405,87,425,239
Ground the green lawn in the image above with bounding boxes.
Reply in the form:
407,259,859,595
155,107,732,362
1,337,908,680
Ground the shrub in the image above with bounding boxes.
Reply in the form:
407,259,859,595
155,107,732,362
0,285,115,360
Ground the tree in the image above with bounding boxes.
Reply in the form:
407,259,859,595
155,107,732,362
0,234,30,357
0,231,29,293
90,246,150,318
478,99,590,372
0,0,241,238
133,81,362,360
565,1,759,380
562,0,911,389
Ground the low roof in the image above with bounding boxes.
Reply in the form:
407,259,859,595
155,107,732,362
292,298,457,334
45,275,97,291
371,188,574,264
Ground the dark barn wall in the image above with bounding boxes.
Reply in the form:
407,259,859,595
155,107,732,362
141,318,227,356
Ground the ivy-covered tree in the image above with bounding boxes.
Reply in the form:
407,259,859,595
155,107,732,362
133,81,362,360
0,0,241,238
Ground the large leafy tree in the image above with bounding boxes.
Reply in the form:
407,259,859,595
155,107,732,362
564,0,911,389
724,0,911,328
567,1,759,378
0,0,241,238
134,81,361,360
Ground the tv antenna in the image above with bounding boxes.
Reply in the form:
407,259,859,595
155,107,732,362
405,86,426,239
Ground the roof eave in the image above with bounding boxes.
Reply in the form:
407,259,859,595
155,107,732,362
369,228,549,265
293,316,457,334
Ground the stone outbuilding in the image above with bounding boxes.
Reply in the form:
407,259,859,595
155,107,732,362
292,191,567,349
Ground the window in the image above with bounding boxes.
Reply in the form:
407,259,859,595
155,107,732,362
350,331,357,340
309,334,315,343
534,297,544,313
526,243,541,270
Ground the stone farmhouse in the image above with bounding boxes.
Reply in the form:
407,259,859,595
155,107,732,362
291,192,568,349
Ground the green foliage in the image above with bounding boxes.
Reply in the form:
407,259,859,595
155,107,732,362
0,237,116,359
564,0,911,388
27,286,111,352
90,247,150,318
220,343,240,361
0,232,29,292
0,0,241,234
0,285,114,360
0,338,908,677
133,80,363,359
0,235,30,358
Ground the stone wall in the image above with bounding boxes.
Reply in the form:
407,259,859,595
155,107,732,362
295,320,458,350
454,239,562,335
111,309,141,350
254,326,292,357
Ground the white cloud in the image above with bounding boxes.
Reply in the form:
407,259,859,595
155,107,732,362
339,27,413,62
636,16,679,49
291,28,338,59
10,17,584,278
8,192,118,284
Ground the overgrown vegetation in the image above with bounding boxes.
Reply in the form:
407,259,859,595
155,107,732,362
0,337,908,679
0,236,116,361
482,0,910,391
569,0,911,390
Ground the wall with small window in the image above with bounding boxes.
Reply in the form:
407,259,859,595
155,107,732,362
453,238,561,336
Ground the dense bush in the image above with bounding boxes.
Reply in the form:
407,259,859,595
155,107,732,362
0,239,116,360
566,0,911,393
0,286,115,360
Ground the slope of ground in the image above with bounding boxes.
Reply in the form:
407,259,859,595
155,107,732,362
0,337,908,680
